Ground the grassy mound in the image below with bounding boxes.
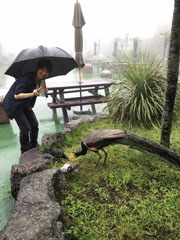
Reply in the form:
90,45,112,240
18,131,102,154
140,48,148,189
53,118,180,240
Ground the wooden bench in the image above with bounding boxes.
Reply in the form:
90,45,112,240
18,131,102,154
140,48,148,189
48,95,107,122
48,95,106,109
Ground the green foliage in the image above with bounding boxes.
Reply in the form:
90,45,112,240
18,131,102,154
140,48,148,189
106,50,167,127
54,118,180,240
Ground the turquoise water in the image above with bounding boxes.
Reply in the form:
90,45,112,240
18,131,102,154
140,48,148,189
0,69,104,231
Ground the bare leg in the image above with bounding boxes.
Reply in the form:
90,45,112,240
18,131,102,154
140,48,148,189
101,148,108,165
94,151,101,167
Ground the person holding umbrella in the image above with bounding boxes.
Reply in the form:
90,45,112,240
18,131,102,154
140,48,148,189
2,59,52,154
3,45,78,154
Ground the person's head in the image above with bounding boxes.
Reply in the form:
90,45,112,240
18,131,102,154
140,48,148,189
36,59,53,80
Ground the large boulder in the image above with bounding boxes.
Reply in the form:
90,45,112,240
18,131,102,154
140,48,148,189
0,168,65,240
41,131,66,148
11,147,55,199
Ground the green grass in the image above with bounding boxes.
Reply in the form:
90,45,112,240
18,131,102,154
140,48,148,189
54,118,180,240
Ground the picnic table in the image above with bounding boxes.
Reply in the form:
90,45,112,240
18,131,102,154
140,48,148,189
47,78,116,123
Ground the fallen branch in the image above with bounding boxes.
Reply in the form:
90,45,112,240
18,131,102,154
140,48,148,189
115,132,180,166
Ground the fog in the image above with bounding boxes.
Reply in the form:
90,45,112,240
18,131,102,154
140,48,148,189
0,0,174,59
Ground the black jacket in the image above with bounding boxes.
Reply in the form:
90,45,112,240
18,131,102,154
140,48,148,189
2,72,37,119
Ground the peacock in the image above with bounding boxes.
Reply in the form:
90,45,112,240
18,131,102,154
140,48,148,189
74,129,126,166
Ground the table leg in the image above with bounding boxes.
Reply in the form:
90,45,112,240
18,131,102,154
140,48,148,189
91,104,96,114
105,87,110,97
59,89,65,103
62,108,69,123
104,86,111,114
58,89,69,122
52,109,60,124
52,89,57,103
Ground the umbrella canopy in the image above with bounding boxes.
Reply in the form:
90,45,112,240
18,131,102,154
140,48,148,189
5,45,78,79
72,0,86,68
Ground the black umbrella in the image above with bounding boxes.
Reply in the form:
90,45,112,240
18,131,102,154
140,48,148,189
5,45,78,79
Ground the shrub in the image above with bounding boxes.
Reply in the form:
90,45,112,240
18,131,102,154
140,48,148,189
106,50,167,127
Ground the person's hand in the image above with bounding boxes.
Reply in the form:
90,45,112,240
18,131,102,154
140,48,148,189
33,88,40,96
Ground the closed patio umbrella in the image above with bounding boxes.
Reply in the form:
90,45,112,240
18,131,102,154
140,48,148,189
72,0,86,111
72,0,86,69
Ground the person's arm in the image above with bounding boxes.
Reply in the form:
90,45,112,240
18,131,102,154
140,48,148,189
14,88,40,99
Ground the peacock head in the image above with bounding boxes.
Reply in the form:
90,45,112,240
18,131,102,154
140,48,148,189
74,151,82,158
74,142,88,158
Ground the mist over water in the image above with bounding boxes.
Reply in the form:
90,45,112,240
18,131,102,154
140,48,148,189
0,65,12,91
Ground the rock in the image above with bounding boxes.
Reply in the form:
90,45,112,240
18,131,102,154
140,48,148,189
100,69,112,78
42,132,65,147
73,115,95,122
61,127,73,134
65,118,83,129
0,168,65,240
66,115,108,129
43,149,68,159
11,147,55,199
20,147,55,163
78,114,108,122
82,64,93,73
41,128,73,147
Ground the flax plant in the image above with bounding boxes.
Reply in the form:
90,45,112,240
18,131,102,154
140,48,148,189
106,50,167,127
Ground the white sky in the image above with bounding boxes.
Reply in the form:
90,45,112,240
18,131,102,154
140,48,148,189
0,0,174,56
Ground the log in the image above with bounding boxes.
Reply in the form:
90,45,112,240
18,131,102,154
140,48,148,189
114,132,180,166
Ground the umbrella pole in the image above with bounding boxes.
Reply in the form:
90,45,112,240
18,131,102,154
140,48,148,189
79,68,83,111
44,80,48,98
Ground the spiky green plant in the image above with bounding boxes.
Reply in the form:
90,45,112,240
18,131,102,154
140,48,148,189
106,50,167,127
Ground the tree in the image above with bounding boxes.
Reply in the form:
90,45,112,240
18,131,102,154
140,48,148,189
160,0,180,147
